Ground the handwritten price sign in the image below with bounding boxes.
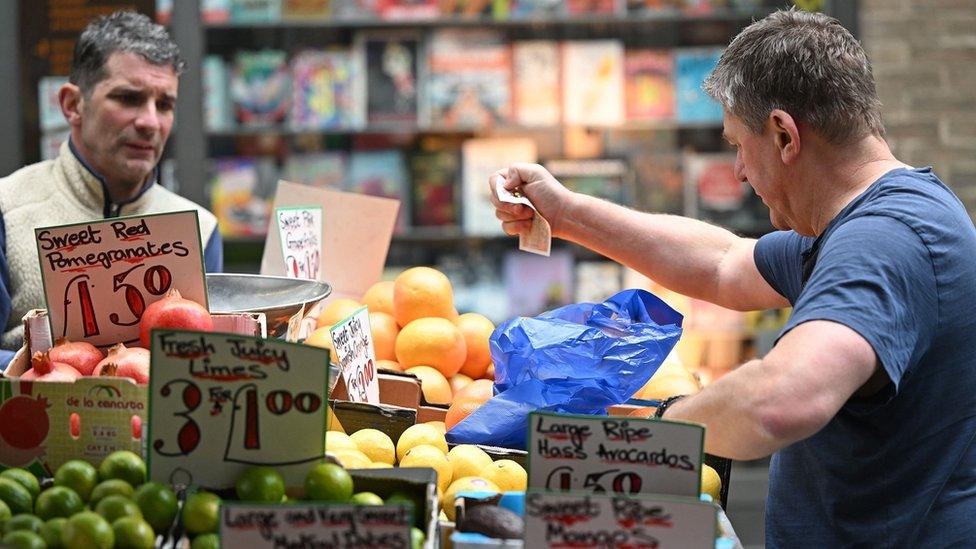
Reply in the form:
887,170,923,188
528,412,704,499
276,206,322,280
523,491,717,549
34,211,207,349
147,330,330,489
220,503,412,548
330,306,378,403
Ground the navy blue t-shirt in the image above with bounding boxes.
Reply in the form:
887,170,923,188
755,168,976,547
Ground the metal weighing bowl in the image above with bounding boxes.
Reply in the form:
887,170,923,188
206,273,332,338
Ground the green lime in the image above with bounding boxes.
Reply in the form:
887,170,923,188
40,517,67,548
181,491,221,535
89,479,134,508
54,460,99,502
411,526,426,549
2,529,46,549
111,517,155,549
349,492,384,505
132,482,177,534
94,494,141,524
97,451,146,487
386,492,418,528
34,486,84,521
4,514,43,534
0,470,40,500
235,467,285,503
62,511,114,549
191,533,221,549
0,478,34,515
304,463,353,502
0,498,11,522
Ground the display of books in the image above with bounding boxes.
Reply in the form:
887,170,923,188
282,151,347,189
625,0,681,13
426,29,512,129
461,137,538,236
675,48,724,123
203,56,233,131
544,158,632,206
684,152,771,235
503,249,574,318
625,49,675,122
347,150,410,231
373,0,439,19
231,50,291,126
562,40,625,127
290,49,360,130
355,31,424,127
410,149,460,227
230,0,282,22
37,76,68,132
575,260,624,304
281,0,331,19
513,41,561,127
565,0,622,15
210,158,275,238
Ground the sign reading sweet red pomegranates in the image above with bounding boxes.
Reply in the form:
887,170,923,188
34,211,208,349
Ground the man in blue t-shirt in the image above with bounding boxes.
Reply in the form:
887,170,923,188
488,9,976,547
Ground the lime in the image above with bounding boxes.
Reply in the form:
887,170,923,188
97,451,146,487
2,530,46,549
0,498,11,522
386,491,418,528
0,469,40,500
34,486,84,521
304,463,353,503
54,460,99,502
235,467,285,503
411,526,426,549
4,513,43,533
62,511,114,549
132,482,177,534
0,478,34,515
94,495,141,524
181,491,221,535
40,517,67,548
191,533,221,549
349,492,384,505
89,479,134,508
111,517,155,549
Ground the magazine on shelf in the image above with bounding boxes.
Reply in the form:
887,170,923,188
410,148,460,227
565,0,622,14
40,130,69,162
544,158,632,206
438,0,496,17
347,150,410,231
203,56,232,131
513,40,561,127
675,48,724,123
231,50,291,126
230,0,282,22
283,151,347,189
38,76,68,132
281,0,331,19
624,49,675,122
503,249,574,318
203,0,232,22
355,31,424,127
290,49,361,130
373,0,439,19
632,151,684,214
461,137,537,236
426,29,512,129
625,0,681,13
684,152,771,235
507,0,563,18
210,158,275,238
574,261,624,304
562,40,625,127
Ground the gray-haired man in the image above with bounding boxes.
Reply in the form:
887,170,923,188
490,9,976,546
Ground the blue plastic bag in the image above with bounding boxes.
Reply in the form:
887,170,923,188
446,288,683,449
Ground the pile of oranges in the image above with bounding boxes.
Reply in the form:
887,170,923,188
305,266,496,431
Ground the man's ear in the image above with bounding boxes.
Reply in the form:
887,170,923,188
59,83,84,127
769,109,801,164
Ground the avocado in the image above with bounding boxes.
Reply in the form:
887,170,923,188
458,504,524,540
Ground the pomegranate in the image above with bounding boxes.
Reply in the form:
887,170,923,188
48,337,104,376
93,343,150,385
0,394,50,449
139,289,213,347
20,352,81,382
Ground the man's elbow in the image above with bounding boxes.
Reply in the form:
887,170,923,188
755,398,834,450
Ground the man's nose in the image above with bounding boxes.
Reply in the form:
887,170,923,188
133,101,161,134
734,154,747,183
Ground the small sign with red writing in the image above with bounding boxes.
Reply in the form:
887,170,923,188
528,412,704,498
523,491,717,549
275,206,322,280
330,306,379,404
34,211,207,349
220,502,412,548
147,330,330,489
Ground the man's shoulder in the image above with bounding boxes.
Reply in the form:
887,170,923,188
0,160,59,211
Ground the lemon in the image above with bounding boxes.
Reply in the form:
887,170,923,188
446,445,493,484
396,424,448,462
426,421,446,433
350,429,396,465
489,459,527,492
325,432,358,453
442,476,500,521
701,464,722,502
329,449,372,469
327,406,345,433
366,462,394,469
399,444,454,493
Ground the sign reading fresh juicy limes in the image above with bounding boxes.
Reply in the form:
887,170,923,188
330,306,379,403
220,503,412,548
147,330,329,489
34,211,207,349
523,491,717,549
527,411,704,498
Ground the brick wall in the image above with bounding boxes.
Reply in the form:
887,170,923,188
859,0,976,208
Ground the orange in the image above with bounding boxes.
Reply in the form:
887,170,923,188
395,318,466,377
453,313,495,379
449,373,473,395
633,370,701,401
317,298,362,328
405,366,452,405
627,407,656,418
369,311,399,361
484,363,495,380
361,281,395,316
376,359,401,372
393,267,455,327
445,399,483,431
304,326,335,355
454,379,493,403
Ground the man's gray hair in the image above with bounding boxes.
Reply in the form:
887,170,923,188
70,11,186,94
703,9,885,144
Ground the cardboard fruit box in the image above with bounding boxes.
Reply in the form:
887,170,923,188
0,309,265,475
